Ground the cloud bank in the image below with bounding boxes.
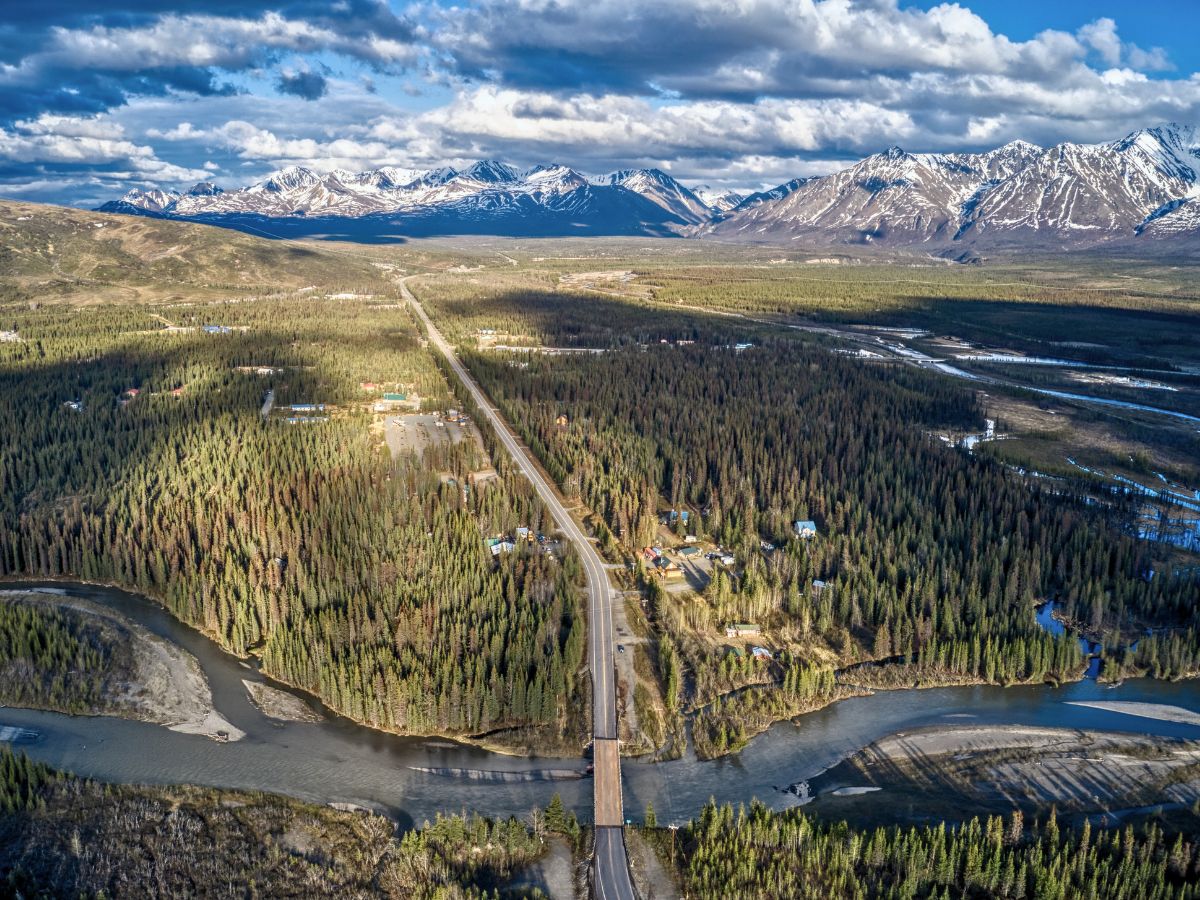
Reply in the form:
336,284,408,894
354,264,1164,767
0,0,1196,204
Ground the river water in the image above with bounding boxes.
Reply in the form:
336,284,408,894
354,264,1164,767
3,582,1200,827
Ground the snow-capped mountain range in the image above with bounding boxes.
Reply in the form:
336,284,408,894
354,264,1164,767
99,162,716,238
99,124,1200,247
702,124,1200,248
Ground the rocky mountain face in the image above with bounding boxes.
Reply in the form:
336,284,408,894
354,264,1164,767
98,125,1199,246
702,124,1200,248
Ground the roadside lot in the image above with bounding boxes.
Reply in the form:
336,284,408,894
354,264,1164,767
385,413,476,456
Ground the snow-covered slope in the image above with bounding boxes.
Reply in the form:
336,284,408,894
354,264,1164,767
694,187,745,212
595,169,712,223
1139,197,1200,238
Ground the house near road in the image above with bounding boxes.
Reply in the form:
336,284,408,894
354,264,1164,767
287,403,325,412
678,545,701,559
725,623,761,638
654,556,683,580
794,520,819,538
750,646,774,660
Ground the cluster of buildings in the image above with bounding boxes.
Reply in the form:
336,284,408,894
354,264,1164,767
661,509,690,527
722,623,774,660
642,546,683,580
486,527,555,558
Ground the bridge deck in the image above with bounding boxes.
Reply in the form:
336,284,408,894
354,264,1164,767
593,739,623,826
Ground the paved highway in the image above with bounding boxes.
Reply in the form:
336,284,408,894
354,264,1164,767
400,278,638,900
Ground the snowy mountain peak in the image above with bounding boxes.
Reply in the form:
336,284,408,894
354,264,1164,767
185,181,223,197
464,160,519,184
695,186,745,212
522,164,588,192
998,139,1040,152
594,168,711,223
605,168,673,187
1130,123,1198,148
524,163,581,179
411,166,458,188
262,166,321,192
119,188,180,212
350,167,420,190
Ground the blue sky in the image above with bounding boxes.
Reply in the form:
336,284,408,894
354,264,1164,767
1,0,1197,206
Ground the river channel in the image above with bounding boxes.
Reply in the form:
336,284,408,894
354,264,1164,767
3,581,1200,827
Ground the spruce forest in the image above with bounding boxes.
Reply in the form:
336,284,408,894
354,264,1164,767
663,800,1200,900
410,267,1200,756
0,281,587,749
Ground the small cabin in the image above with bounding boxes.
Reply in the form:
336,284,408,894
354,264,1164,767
794,520,818,539
655,556,683,579
725,623,761,638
